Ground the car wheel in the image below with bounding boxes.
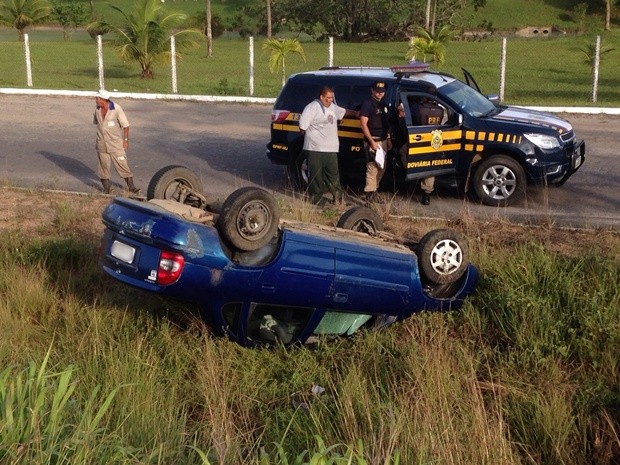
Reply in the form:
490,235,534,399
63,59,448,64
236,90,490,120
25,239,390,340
473,155,526,207
147,165,205,205
337,206,384,235
287,152,309,191
417,229,468,284
217,187,280,252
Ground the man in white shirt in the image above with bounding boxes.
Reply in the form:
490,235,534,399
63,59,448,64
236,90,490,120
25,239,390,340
299,86,357,205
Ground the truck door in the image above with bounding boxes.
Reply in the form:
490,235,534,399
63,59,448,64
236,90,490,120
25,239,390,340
398,92,463,182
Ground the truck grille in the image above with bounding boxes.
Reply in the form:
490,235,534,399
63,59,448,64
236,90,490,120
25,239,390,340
560,130,575,143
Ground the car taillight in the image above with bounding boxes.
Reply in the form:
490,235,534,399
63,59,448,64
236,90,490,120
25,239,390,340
271,110,291,123
157,250,184,285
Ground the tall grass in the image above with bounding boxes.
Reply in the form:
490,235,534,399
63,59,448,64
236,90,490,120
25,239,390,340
1,191,619,464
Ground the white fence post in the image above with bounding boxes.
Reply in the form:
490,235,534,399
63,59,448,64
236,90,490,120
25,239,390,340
170,35,178,94
328,37,333,67
499,37,506,102
24,33,33,87
97,35,104,90
249,36,254,96
592,35,600,103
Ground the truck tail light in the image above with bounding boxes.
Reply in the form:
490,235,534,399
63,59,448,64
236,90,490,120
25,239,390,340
157,250,184,285
271,110,291,123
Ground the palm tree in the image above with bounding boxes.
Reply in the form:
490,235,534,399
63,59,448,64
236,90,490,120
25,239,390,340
262,38,306,87
405,25,453,66
90,0,203,79
580,41,614,68
0,0,51,41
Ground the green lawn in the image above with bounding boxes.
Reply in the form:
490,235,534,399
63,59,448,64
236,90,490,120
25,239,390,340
1,29,619,106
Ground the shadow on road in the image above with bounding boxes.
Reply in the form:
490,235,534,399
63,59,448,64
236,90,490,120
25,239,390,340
38,150,116,192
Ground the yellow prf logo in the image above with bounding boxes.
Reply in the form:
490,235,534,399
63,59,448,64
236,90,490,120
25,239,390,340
431,129,443,150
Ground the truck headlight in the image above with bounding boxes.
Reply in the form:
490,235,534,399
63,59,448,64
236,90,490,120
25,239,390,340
524,133,561,150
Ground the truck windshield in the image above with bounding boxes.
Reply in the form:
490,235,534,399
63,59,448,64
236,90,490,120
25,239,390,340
440,81,496,117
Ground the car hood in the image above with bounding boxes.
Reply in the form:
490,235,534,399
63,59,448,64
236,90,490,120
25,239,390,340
488,106,573,136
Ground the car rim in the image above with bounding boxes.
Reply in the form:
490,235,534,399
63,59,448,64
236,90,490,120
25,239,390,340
429,239,463,276
351,219,377,234
236,201,271,240
481,165,517,200
164,180,189,201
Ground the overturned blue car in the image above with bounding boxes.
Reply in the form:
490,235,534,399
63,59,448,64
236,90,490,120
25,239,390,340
100,166,478,347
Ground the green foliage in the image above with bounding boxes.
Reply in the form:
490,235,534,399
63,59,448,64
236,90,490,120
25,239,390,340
191,10,226,39
1,192,620,464
0,345,121,463
572,2,589,32
262,37,306,87
0,0,51,40
89,0,204,79
51,0,89,41
405,25,454,65
580,40,615,68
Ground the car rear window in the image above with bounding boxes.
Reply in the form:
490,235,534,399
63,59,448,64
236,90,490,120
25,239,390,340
274,83,321,112
274,80,378,113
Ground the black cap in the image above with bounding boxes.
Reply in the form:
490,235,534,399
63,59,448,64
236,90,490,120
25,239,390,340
372,81,386,91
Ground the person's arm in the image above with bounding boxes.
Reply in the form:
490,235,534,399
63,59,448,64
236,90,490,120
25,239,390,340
360,115,378,151
123,126,129,149
116,104,130,149
298,102,314,134
344,108,359,118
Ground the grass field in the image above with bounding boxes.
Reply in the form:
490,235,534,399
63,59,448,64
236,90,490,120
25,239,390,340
0,188,619,464
1,29,619,106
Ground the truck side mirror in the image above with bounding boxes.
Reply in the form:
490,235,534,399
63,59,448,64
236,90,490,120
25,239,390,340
487,94,500,105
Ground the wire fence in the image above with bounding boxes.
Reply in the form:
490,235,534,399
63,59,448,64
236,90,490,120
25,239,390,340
1,28,619,107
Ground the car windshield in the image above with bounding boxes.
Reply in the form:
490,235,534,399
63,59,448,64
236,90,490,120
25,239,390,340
439,80,497,117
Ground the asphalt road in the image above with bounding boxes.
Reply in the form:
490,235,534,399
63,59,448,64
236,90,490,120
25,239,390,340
1,94,618,229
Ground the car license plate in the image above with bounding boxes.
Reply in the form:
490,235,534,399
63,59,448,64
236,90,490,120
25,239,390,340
111,240,135,264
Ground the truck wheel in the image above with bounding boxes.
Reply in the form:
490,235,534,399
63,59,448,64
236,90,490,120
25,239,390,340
287,152,309,191
417,229,468,284
473,155,526,207
218,187,280,252
147,165,204,204
337,206,384,235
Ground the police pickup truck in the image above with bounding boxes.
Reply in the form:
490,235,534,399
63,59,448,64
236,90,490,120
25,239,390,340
267,63,585,207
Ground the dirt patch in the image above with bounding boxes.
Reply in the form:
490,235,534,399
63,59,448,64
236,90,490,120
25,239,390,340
0,187,110,240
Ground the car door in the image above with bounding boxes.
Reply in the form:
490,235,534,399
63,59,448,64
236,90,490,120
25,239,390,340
399,91,463,182
462,68,500,104
462,68,482,93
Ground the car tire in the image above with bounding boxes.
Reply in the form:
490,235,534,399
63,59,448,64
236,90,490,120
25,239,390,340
217,187,280,252
287,152,309,191
147,165,204,204
417,229,468,284
473,155,526,207
337,206,384,235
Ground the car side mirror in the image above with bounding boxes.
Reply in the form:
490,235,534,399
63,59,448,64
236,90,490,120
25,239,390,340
487,94,500,105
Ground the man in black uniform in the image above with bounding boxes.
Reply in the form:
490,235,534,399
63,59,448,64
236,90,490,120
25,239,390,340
360,81,392,202
411,96,443,205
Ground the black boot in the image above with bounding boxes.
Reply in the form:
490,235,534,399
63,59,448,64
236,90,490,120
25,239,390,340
421,193,431,205
101,178,112,194
124,177,141,194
